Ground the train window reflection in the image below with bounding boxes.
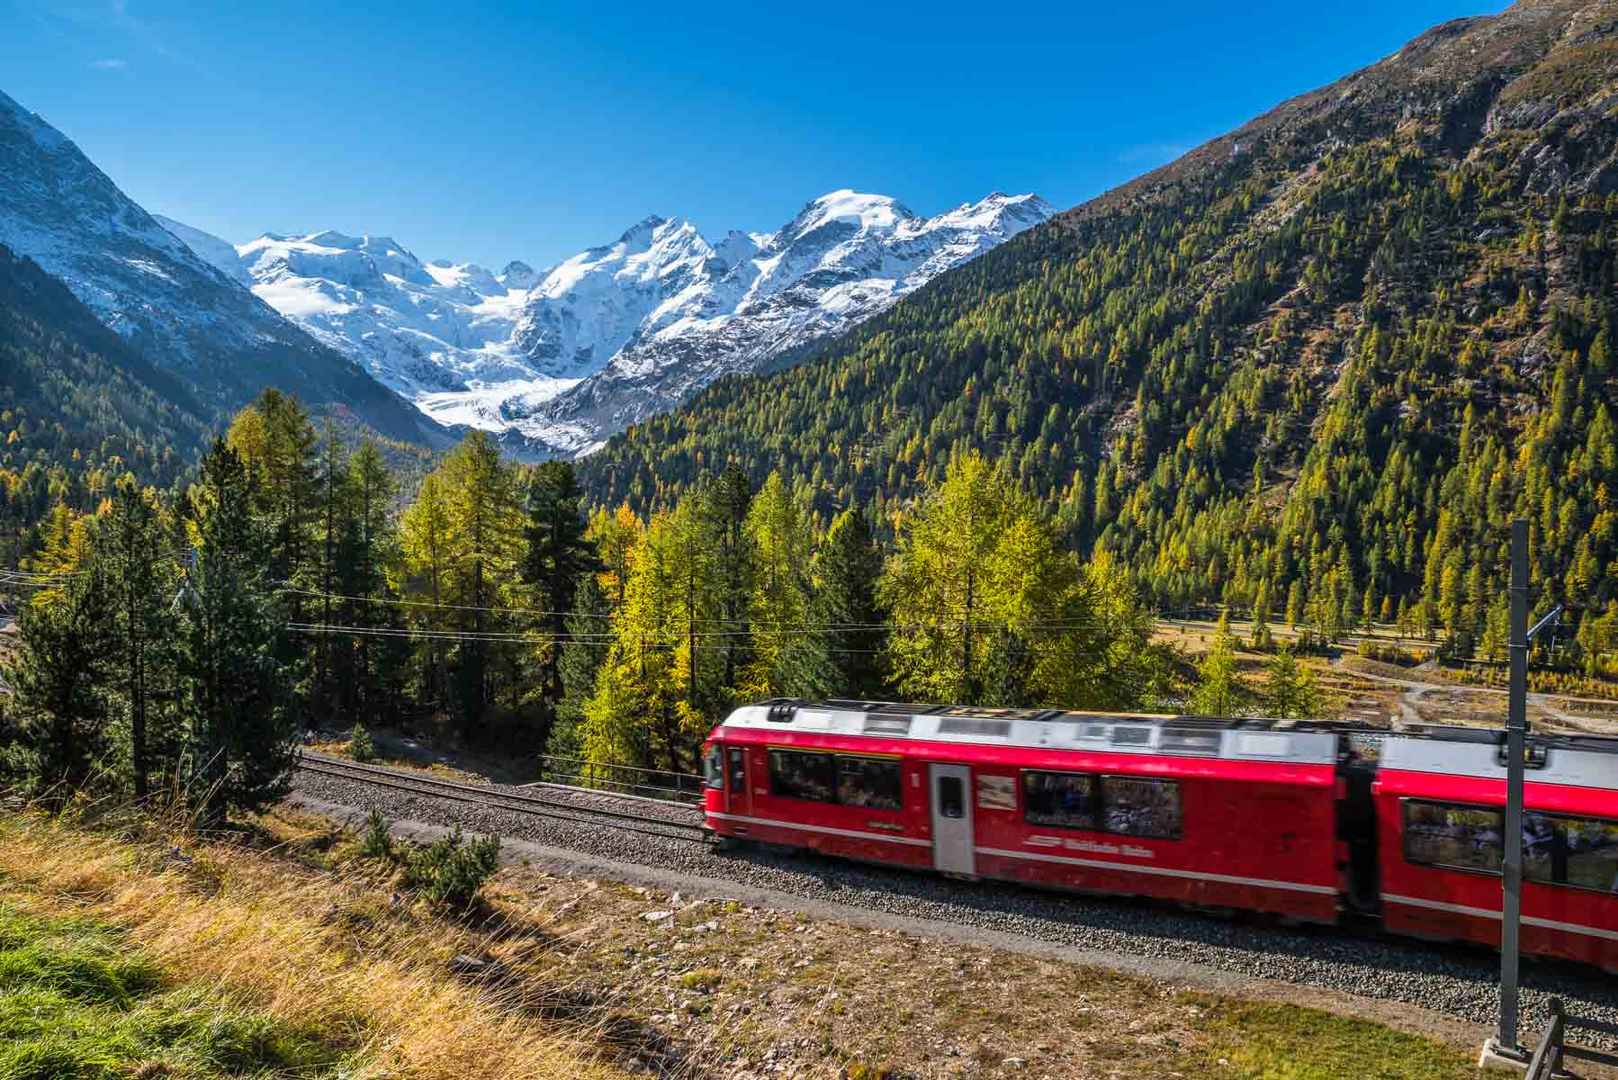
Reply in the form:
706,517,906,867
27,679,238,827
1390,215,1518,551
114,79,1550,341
1403,801,1503,873
1101,776,1182,839
768,749,836,803
836,757,902,810
1023,771,1098,830
1524,812,1618,893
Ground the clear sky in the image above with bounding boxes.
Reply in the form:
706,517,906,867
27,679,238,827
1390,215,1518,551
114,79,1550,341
3,0,1507,269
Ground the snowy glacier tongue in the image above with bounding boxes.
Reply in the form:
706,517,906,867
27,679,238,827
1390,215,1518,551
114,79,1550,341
160,188,1054,456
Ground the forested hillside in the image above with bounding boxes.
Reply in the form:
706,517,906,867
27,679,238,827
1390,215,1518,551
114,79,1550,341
0,244,212,540
582,0,1618,671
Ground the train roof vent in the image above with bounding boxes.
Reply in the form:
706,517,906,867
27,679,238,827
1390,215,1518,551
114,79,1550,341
937,717,1012,738
764,700,801,723
862,715,913,736
1159,728,1224,755
1111,726,1154,747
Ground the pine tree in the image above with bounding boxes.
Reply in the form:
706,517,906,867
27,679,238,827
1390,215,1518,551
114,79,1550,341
346,440,404,726
1190,619,1242,716
6,563,114,797
813,506,886,698
1263,645,1321,718
90,478,178,798
520,460,597,752
176,440,295,823
707,465,753,687
552,574,610,763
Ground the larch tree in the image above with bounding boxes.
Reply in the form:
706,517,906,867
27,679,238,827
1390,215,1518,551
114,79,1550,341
399,471,453,713
741,472,832,700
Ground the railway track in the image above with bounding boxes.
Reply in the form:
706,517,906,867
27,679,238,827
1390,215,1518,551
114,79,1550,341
295,752,714,846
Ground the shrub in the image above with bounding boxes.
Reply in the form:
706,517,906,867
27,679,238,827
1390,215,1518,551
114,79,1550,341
403,827,500,910
359,809,392,862
348,724,376,764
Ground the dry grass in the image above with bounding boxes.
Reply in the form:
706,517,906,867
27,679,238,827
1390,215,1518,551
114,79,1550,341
0,809,624,1080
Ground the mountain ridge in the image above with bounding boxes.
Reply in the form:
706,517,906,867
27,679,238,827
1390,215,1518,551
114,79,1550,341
576,0,1618,654
161,189,1053,456
0,89,449,447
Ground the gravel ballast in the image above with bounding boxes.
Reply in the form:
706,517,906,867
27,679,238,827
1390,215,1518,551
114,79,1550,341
291,761,1618,1048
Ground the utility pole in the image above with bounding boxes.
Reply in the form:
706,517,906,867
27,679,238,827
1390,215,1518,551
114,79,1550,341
1491,518,1530,1060
1484,521,1563,1065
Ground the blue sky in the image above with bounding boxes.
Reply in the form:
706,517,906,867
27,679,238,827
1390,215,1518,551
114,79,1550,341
4,0,1505,269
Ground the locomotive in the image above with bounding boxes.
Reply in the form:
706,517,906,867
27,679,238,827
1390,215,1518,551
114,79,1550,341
702,699,1618,971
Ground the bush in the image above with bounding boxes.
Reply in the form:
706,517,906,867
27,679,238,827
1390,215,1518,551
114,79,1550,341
348,724,376,764
403,827,500,909
359,809,392,862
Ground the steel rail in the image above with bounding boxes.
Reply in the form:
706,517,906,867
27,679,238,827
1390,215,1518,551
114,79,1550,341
296,754,713,846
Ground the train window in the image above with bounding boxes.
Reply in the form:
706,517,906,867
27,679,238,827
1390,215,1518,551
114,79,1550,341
1523,812,1618,893
1023,771,1098,829
768,749,836,803
1402,801,1503,873
836,756,902,811
704,745,723,789
938,776,965,819
1562,816,1618,892
728,748,746,794
1101,777,1182,840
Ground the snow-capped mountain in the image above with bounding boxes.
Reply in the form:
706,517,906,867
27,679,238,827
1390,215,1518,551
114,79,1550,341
170,189,1052,456
165,224,565,429
0,89,442,445
509,190,1054,453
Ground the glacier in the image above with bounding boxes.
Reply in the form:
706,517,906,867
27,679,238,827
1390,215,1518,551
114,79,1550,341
163,188,1054,456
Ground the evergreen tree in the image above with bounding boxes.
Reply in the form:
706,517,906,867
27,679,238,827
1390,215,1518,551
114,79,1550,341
1263,645,1321,718
6,564,114,796
813,506,886,698
176,441,295,823
552,574,610,763
707,464,754,687
520,460,598,752
1190,620,1242,716
90,479,178,798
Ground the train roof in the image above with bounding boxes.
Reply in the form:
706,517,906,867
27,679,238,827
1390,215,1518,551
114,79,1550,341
718,699,1341,766
715,699,1618,778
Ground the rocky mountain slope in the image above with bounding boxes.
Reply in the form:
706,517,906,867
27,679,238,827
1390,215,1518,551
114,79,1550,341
580,0,1618,654
511,190,1053,454
0,89,445,446
167,190,1051,455
163,222,550,426
0,242,213,498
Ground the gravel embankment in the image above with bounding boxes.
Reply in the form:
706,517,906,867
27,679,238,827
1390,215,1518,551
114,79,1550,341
292,763,1618,1047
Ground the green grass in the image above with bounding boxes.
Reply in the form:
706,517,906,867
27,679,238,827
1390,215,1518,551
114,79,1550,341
1185,996,1487,1080
0,905,354,1080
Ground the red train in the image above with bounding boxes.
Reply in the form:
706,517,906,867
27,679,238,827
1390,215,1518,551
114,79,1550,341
701,700,1618,971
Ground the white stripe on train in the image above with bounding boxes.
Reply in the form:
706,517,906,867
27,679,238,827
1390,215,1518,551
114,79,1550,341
1381,893,1618,943
706,812,1335,894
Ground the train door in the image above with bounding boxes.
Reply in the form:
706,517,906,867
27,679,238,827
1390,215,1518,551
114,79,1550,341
929,763,975,875
726,746,751,815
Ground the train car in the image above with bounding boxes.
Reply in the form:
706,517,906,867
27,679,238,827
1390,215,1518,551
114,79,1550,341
703,700,1345,923
1373,728,1618,973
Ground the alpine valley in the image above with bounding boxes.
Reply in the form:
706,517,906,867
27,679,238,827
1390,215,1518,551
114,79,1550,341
160,190,1054,456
